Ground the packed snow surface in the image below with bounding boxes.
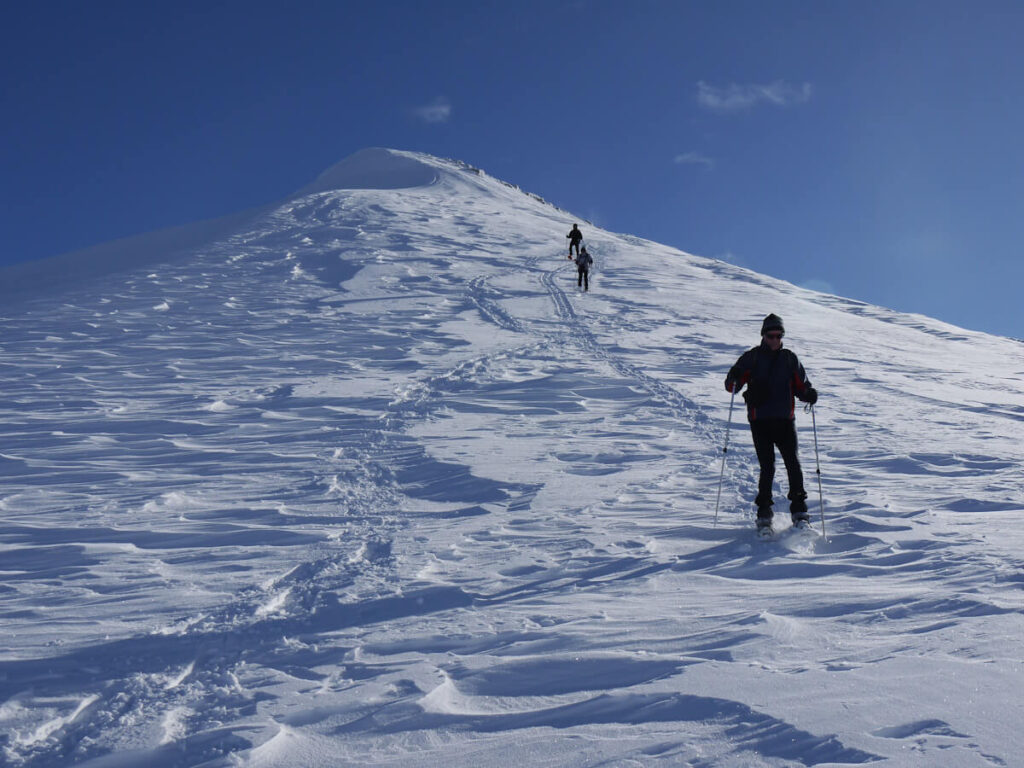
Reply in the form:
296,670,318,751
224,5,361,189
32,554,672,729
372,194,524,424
1,149,1022,767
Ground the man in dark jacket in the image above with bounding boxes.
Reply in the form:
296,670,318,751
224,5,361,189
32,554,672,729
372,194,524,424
566,224,583,258
725,314,818,532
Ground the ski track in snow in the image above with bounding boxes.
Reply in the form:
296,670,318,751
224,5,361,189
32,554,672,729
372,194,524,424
1,150,1023,767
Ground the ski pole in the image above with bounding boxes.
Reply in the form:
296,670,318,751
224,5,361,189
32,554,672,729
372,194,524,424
713,389,737,528
810,404,826,536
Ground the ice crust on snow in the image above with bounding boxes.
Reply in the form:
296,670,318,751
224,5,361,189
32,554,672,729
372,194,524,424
1,148,1023,768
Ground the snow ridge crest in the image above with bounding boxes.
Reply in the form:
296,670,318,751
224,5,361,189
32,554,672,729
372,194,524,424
294,148,441,195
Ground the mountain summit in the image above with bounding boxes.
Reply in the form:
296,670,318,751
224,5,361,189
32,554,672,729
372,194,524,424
294,147,442,193
0,148,543,301
2,149,1022,767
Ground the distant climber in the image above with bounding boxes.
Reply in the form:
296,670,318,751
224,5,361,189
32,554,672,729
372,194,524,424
575,246,593,291
566,224,583,258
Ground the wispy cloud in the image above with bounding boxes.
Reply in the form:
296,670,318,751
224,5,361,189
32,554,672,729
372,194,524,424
697,80,812,112
716,251,748,268
799,278,836,295
674,152,714,169
413,97,452,124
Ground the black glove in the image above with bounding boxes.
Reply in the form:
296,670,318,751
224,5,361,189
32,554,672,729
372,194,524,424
725,366,740,393
802,387,818,405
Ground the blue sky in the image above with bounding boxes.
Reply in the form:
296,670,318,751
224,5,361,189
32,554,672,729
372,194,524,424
3,0,1022,338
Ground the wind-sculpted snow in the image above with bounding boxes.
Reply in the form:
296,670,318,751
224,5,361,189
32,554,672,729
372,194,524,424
1,149,1023,767
294,147,441,194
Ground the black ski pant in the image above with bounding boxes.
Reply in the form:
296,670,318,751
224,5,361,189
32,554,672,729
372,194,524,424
569,241,581,256
749,418,807,516
577,267,589,290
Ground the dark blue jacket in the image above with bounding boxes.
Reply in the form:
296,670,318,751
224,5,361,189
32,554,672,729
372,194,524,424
726,342,813,421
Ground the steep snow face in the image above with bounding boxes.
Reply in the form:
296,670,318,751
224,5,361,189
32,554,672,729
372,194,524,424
1,150,1023,768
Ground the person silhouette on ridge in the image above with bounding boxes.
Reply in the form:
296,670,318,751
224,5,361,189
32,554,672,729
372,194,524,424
566,224,583,258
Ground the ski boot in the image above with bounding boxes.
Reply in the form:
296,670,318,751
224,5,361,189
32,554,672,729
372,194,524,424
790,497,810,530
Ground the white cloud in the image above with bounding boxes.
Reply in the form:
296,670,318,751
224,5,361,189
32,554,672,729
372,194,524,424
674,152,714,169
697,80,812,112
414,97,452,124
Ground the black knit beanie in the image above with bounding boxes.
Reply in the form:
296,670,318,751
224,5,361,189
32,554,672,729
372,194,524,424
760,314,785,335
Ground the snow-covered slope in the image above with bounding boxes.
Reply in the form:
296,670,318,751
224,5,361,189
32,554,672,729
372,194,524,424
1,149,1022,767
